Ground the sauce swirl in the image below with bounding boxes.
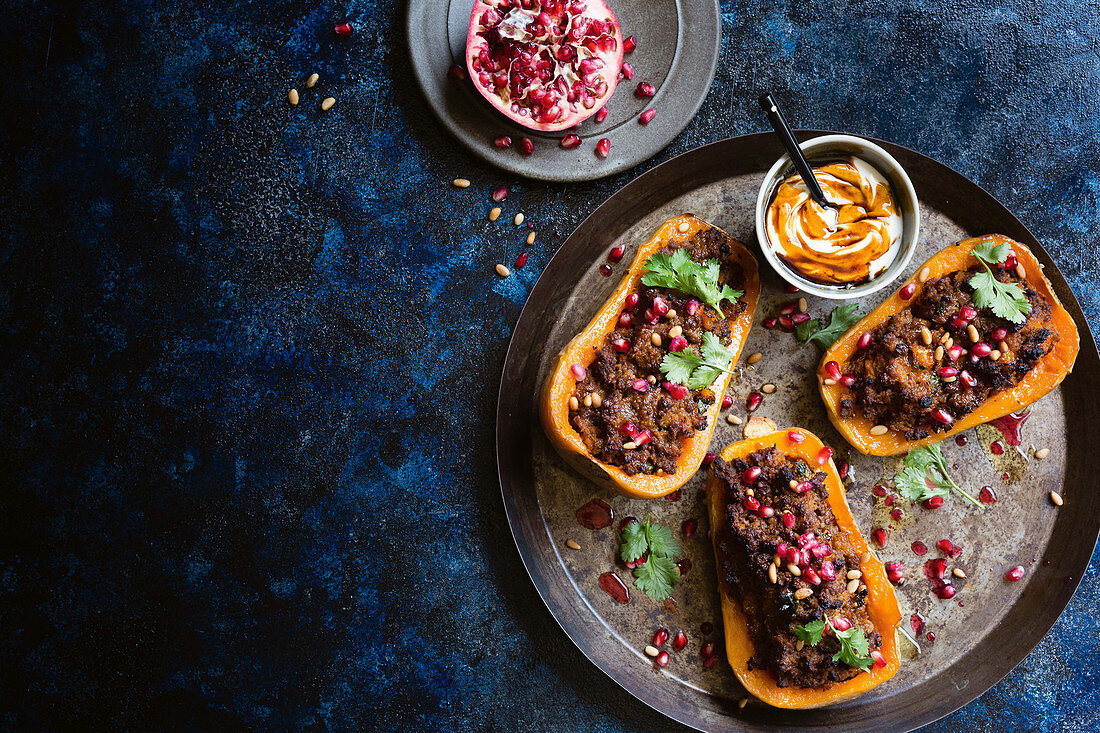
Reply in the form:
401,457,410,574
766,157,902,285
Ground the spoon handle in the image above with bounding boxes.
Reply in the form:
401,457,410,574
758,93,830,208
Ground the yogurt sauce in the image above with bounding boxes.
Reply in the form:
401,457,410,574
766,157,903,286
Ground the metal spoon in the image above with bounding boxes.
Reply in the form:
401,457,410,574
758,93,833,210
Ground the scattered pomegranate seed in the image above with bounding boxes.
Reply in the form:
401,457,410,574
872,527,888,548
886,561,904,584
652,295,669,315
830,615,851,631
899,282,917,300
620,61,634,80
912,541,928,555
653,628,669,648
1003,251,1017,269
935,583,956,599
937,539,961,558
890,507,903,521
950,316,969,330
494,136,513,149
514,252,529,268
682,519,697,538
636,81,656,97
448,64,466,81
742,466,761,483
757,506,775,519
633,429,652,447
673,630,688,651
595,138,611,158
668,335,688,352
570,364,586,380
703,452,717,465
763,316,778,328
824,361,841,380
520,137,535,155
871,650,887,668
334,22,353,36
620,516,638,530
924,496,945,509
778,301,797,316
804,567,822,585
947,344,964,360
1006,565,1025,582
788,429,805,443
492,187,508,202
595,106,609,123
790,312,811,325
608,245,625,263
619,423,637,438
623,35,637,53
721,395,733,409
639,108,656,124
793,480,813,494
816,446,833,466
991,441,1005,455
931,408,954,425
701,642,715,659
625,293,639,309
839,374,857,388
746,392,763,412
611,338,630,353
560,134,582,149
838,461,849,480
820,560,836,581
599,264,612,277
617,312,632,328
972,342,992,357
992,326,1008,341
631,378,648,392
664,381,689,400
873,484,888,497
960,370,978,387
703,656,717,668
685,299,700,316
857,331,873,350
655,650,670,667
938,366,958,378
743,495,760,512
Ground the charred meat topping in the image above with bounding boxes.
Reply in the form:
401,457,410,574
570,228,747,476
712,449,880,689
838,265,1056,439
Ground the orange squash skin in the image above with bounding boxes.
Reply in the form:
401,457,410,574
706,429,902,708
819,234,1080,456
540,214,760,499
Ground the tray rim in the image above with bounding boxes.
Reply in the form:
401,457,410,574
495,130,1100,731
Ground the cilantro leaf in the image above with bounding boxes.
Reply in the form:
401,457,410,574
640,250,744,313
792,619,826,645
632,554,679,601
619,521,649,563
643,519,681,559
831,624,873,671
795,304,862,350
659,350,701,386
968,240,1032,324
894,444,981,506
660,332,737,389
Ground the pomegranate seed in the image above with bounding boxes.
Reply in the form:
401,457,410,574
623,35,637,53
664,381,689,399
621,61,634,80
595,106,609,123
631,378,648,392
620,517,639,533
816,446,833,466
635,555,646,565
617,312,632,328
701,642,715,659
871,650,887,668
790,312,811,324
595,138,611,157
763,316,778,329
673,630,688,651
924,496,945,509
937,539,961,558
494,135,513,149
778,301,798,316
992,326,1008,341
743,495,760,512
1003,252,1017,269
633,429,652,447
520,137,534,155
682,519,697,538
636,81,656,97
608,245,625,263
668,335,688,352
781,511,796,529
619,422,637,438
960,370,978,387
652,295,669,315
991,441,1004,455
1006,565,1025,582
890,507,903,521
931,408,954,425
950,316,969,330
492,188,508,202
448,64,466,81
703,452,717,465
514,252,529,269
639,108,656,124
886,561,904,584
334,21,353,36
778,316,793,331
683,299,700,316
653,628,670,647
804,567,822,585
746,392,763,412
560,134,582,149
912,541,928,555
703,656,717,668
947,344,964,360
798,531,816,548
656,650,670,667
721,395,733,409
938,366,958,378
643,308,658,324
831,615,851,631
625,293,639,309
785,547,799,564
873,485,888,497
570,363,586,380
757,506,775,519
838,461,849,480
777,542,789,556
872,527,888,548
824,361,841,380
857,331,873,350
788,429,805,443
839,374,857,388
599,264,612,277
935,583,956,599
611,338,630,353
899,282,917,300
794,480,813,494
972,342,992,357
811,543,830,559
960,305,978,321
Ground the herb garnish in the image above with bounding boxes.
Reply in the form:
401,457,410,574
620,515,682,601
795,304,862,349
968,240,1032,324
641,249,743,314
659,332,735,389
894,443,981,507
792,617,874,671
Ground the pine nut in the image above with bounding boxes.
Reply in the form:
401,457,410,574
795,640,805,651
666,309,677,318
942,376,957,383
647,375,656,384
669,325,683,338
747,352,762,365
527,231,536,245
495,264,510,277
846,578,860,593
860,551,872,565
919,266,931,282
768,565,778,583
306,73,319,88
591,393,602,408
489,207,501,221
288,88,299,105
773,555,782,566
738,697,749,709
952,567,966,578
846,569,862,580
566,539,581,550
798,297,808,313
514,213,525,225
789,479,799,490
793,587,811,598
623,441,637,450
678,221,690,232
990,349,1001,361
320,96,335,110
1016,263,1027,280
583,394,592,407
935,345,944,361
645,645,659,657
569,396,580,410
745,488,754,496
1000,340,1009,353
1050,490,1063,506
870,424,889,435
762,383,777,394
726,414,739,425
1035,448,1050,459
967,324,980,343
823,378,836,385
788,564,802,576
651,333,662,347
920,326,933,346
944,336,954,349
453,178,471,188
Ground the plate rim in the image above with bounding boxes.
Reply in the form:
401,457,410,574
495,130,1100,731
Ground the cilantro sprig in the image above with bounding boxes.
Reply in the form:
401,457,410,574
659,332,735,389
795,304,862,350
792,617,874,671
620,515,682,601
968,240,1032,324
641,249,743,314
894,444,981,507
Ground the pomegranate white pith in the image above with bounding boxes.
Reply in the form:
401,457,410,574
466,0,624,132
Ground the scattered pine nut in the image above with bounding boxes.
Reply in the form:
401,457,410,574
647,375,656,384
795,640,805,651
860,550,872,564
870,424,889,436
1035,447,1050,459
967,324,980,343
623,441,637,450
666,309,677,318
1050,490,1063,506
453,178,471,188
495,264,510,277
583,394,593,407
678,221,690,233
920,326,933,346
768,564,777,584
952,567,966,578
990,349,1001,361
934,345,944,361
1016,263,1027,280
669,325,683,338
651,333,662,347
761,383,777,394
489,207,501,221
918,266,931,282
747,352,762,365
527,231,536,245
788,564,802,577
320,96,335,111
797,297,808,313
846,578,860,593
942,376,957,383
1000,340,1009,354
738,697,749,709
591,393,602,408
566,539,581,550
726,414,739,425
823,378,836,385
846,569,862,580
644,645,659,657
288,88,299,105
793,587,811,598
569,396,580,410
514,213,525,226
306,73,319,88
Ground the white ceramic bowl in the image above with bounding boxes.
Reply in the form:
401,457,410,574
754,134,920,300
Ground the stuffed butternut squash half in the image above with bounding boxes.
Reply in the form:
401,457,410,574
541,214,760,499
818,234,1079,456
706,429,902,708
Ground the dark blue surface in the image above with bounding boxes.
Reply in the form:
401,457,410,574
2,0,1098,730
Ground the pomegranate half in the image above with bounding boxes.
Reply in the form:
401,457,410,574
465,0,624,132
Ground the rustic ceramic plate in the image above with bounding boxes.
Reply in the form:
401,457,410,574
496,131,1100,731
406,0,720,181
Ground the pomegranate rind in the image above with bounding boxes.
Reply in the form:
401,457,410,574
706,429,903,708
465,0,624,132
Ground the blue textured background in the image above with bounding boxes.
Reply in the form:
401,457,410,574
2,0,1098,730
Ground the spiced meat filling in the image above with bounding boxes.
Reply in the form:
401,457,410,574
712,449,880,689
838,266,1057,439
570,228,747,476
